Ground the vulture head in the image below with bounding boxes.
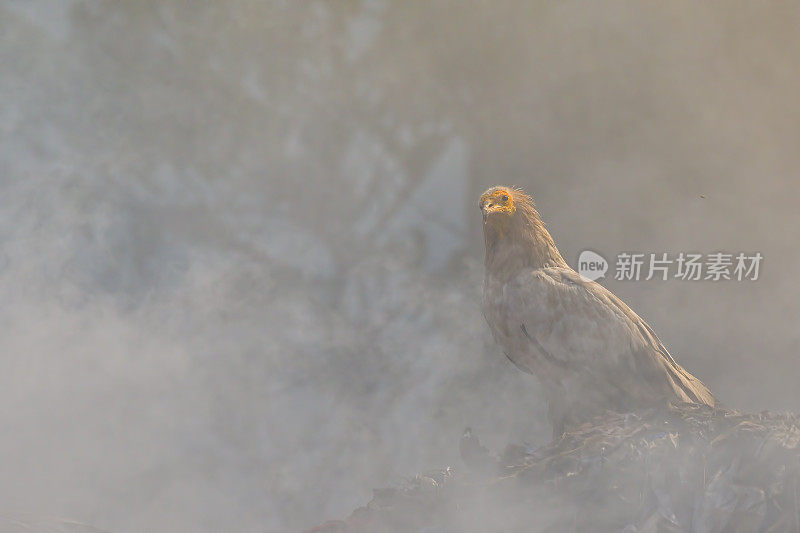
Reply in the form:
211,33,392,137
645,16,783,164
479,185,568,275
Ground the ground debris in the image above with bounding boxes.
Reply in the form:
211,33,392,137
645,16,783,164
308,404,800,532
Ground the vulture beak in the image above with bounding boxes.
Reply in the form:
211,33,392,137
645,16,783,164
481,201,494,222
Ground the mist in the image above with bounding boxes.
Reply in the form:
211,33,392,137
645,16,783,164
2,2,799,531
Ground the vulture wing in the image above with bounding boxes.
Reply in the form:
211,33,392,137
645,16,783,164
499,267,715,408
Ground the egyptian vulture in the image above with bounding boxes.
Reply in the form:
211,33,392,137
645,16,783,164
480,186,716,437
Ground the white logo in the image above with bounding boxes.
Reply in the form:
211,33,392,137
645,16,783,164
578,250,608,282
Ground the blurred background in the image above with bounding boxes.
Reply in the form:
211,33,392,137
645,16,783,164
2,1,800,531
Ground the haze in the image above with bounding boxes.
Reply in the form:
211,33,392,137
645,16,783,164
1,2,799,531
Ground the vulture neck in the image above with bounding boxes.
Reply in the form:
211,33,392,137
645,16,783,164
484,206,568,283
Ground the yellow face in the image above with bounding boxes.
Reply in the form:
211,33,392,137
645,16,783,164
479,188,516,219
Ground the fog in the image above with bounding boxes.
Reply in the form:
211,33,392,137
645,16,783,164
1,2,799,531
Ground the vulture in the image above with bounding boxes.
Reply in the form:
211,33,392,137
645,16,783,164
479,186,716,437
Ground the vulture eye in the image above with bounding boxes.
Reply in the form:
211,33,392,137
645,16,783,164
501,195,509,202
